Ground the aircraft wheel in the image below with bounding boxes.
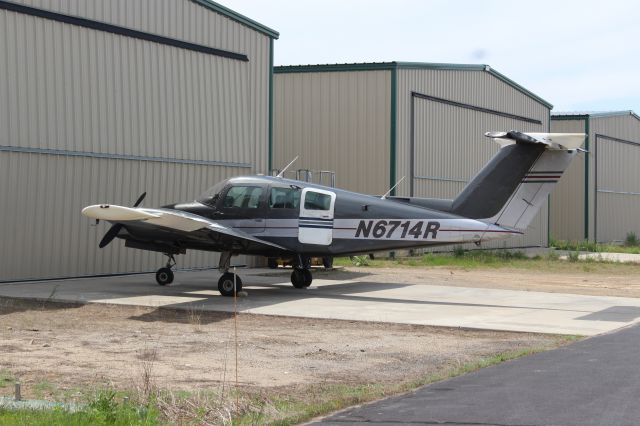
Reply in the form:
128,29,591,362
322,256,333,269
291,269,308,288
218,273,242,297
302,269,313,287
156,268,174,286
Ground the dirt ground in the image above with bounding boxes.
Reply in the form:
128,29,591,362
338,265,640,298
0,297,565,402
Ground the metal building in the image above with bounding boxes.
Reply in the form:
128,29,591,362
0,0,278,281
274,62,552,249
550,111,640,243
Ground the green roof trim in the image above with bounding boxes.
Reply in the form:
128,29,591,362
268,38,274,172
584,117,590,241
552,111,640,121
190,0,279,39
484,66,552,109
274,61,552,109
390,66,397,195
274,62,399,73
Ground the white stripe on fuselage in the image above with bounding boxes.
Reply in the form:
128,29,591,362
219,218,521,244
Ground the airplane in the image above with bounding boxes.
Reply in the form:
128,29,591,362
82,131,585,297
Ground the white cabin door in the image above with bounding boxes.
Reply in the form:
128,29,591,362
298,188,336,245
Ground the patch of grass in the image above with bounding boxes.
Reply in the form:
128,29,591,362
0,391,158,425
33,381,55,399
0,370,15,389
551,238,640,254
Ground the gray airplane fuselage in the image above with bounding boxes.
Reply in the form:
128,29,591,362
120,175,517,258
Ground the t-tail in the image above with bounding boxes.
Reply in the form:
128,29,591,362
450,131,585,231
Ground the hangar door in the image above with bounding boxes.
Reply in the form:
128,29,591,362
595,135,640,242
410,92,547,248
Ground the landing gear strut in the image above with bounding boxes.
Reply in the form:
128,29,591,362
217,251,242,297
155,254,176,286
291,255,312,289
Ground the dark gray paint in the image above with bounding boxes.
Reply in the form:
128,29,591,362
451,143,545,219
316,323,640,426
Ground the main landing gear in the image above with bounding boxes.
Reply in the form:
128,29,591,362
217,251,242,297
154,252,317,296
290,256,313,289
155,254,176,286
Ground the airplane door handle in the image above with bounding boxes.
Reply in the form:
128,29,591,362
254,219,263,222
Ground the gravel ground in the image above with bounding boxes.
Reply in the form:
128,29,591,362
0,297,566,402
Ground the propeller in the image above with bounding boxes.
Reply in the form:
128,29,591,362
98,192,146,249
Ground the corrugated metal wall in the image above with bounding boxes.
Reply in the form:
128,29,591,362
0,1,272,280
592,115,640,242
398,68,551,248
549,119,586,242
273,70,391,195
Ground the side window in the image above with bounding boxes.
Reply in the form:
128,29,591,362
269,187,300,209
304,191,331,211
222,186,263,209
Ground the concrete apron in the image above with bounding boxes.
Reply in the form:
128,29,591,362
2,269,640,336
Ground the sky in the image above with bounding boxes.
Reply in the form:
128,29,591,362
220,0,640,113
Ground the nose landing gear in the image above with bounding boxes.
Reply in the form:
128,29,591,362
155,254,176,285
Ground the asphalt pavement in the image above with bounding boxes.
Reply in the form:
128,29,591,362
316,323,640,426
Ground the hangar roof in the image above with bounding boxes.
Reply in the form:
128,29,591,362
274,61,552,109
192,0,279,39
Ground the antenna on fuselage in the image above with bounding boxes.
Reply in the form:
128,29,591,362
381,176,405,199
276,156,299,178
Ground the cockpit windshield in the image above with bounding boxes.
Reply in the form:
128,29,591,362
197,179,228,206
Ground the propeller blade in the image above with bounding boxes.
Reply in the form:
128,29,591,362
99,223,123,248
133,192,147,207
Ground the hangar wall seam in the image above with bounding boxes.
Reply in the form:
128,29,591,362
0,0,249,61
0,145,253,168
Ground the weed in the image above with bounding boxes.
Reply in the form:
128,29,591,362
187,305,203,333
136,346,158,402
546,250,560,261
568,251,580,262
625,232,639,247
0,370,15,388
453,246,466,257
350,255,370,267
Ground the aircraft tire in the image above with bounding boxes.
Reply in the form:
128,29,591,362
291,269,307,289
302,269,312,287
218,273,242,297
156,268,174,286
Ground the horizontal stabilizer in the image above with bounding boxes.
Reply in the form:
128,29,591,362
485,131,586,151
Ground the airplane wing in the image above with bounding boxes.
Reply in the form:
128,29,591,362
81,204,288,253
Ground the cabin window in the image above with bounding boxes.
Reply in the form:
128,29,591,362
304,191,331,211
197,179,228,207
222,186,263,209
269,187,300,209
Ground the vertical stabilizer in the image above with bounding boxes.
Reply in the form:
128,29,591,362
451,131,584,230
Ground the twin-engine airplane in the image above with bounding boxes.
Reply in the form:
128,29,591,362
83,131,584,296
